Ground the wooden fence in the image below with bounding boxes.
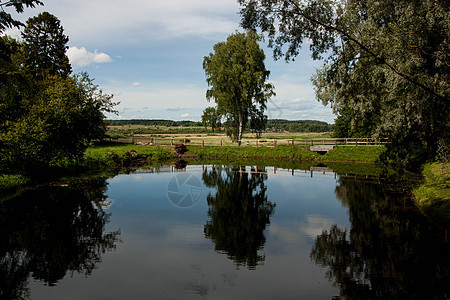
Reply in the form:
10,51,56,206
109,137,388,147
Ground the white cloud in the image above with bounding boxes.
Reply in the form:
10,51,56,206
132,82,142,87
2,27,21,39
66,46,112,67
180,113,191,118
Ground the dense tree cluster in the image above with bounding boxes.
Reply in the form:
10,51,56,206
106,119,202,127
239,0,449,167
267,119,332,133
0,11,116,174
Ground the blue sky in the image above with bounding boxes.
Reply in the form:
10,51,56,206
5,0,335,123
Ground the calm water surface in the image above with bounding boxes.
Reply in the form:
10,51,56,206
1,164,448,299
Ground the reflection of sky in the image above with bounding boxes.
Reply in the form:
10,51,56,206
31,165,348,299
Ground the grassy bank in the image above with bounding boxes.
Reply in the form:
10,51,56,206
413,162,450,219
0,143,174,193
83,143,173,168
0,174,31,192
0,143,385,193
186,145,385,163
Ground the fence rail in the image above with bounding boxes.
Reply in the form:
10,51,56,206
108,137,389,147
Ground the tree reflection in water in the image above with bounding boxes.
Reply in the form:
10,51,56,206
0,177,120,300
311,177,449,300
202,165,275,269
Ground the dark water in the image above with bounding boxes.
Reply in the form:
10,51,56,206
0,164,448,299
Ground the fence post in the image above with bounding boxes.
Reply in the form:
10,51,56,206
221,139,223,147
202,140,204,147
305,139,307,146
274,140,277,147
151,138,154,144
355,138,358,146
366,138,368,146
256,140,258,148
335,139,337,146
292,139,294,146
311,139,313,146
184,138,186,145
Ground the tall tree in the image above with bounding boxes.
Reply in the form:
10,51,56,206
239,0,449,167
0,0,43,31
203,30,275,145
22,11,71,79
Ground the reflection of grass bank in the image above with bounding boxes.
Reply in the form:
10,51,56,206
413,162,450,220
187,158,386,177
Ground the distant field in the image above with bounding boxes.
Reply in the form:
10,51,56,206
106,125,333,146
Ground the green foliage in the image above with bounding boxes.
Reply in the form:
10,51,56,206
266,119,332,133
106,119,202,127
201,106,221,132
22,11,72,79
0,13,116,175
0,174,30,191
84,144,173,168
239,0,449,167
203,30,275,145
331,105,376,138
413,162,450,219
0,0,43,31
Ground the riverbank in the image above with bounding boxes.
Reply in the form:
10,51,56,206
413,162,450,220
0,143,385,193
185,145,385,163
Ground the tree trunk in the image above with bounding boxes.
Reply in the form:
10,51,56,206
237,115,243,146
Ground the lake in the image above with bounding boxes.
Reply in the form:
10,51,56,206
1,164,448,299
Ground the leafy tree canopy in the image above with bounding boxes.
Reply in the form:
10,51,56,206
239,0,449,167
0,12,117,174
201,106,221,132
22,11,71,79
203,30,275,145
0,0,43,31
